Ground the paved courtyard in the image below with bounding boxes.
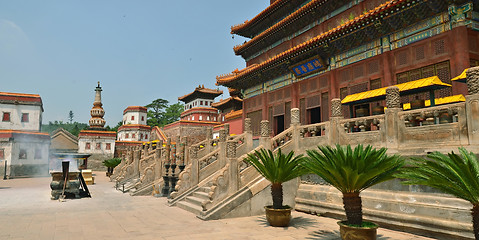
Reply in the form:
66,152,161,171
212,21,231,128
0,172,438,240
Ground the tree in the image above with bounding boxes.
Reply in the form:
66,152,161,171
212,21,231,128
145,98,168,127
397,148,479,239
110,121,122,132
160,102,183,126
68,111,74,124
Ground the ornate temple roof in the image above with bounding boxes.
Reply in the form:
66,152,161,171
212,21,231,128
225,109,243,120
231,0,307,38
178,85,223,103
233,0,332,55
211,97,243,110
218,0,445,89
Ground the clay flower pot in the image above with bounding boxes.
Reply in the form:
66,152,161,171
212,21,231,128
338,221,378,240
265,205,292,227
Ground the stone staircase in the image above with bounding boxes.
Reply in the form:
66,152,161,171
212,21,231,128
175,184,212,215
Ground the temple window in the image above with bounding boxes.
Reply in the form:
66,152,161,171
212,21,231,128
131,116,135,120
34,149,42,159
132,133,136,139
0,149,4,159
199,116,203,121
96,143,101,150
85,142,91,150
125,133,129,138
19,149,27,159
192,116,195,120
2,112,10,122
106,143,111,150
141,116,144,121
145,134,148,139
200,101,203,105
21,113,29,122
140,133,143,139
207,116,210,121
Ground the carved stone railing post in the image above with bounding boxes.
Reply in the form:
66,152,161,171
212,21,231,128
227,140,238,194
329,98,343,145
466,66,479,145
169,141,178,198
384,86,402,150
260,120,271,150
224,123,230,136
161,138,171,197
244,118,252,133
154,142,162,180
218,129,227,168
244,118,254,153
133,149,141,178
291,108,301,151
190,146,199,186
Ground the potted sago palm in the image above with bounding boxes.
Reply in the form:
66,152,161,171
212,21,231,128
303,144,404,240
397,148,479,240
245,148,308,227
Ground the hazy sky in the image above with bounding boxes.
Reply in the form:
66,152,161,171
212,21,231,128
0,1,268,126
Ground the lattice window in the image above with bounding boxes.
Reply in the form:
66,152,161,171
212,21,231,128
368,60,379,75
321,92,329,122
269,92,275,103
370,79,382,90
300,98,306,125
309,78,317,91
284,87,291,99
274,103,285,116
353,64,364,79
396,72,409,84
300,81,308,94
246,110,262,136
307,95,321,109
350,82,368,94
276,90,283,102
436,61,452,98
409,69,422,81
320,77,328,88
415,45,425,61
341,69,351,82
396,50,408,66
471,59,479,67
422,65,435,78
434,39,446,55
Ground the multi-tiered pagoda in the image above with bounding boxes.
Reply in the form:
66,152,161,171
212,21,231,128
218,0,478,136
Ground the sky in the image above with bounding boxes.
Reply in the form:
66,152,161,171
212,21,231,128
0,0,269,126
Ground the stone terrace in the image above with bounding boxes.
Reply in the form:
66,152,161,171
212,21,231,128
0,172,436,240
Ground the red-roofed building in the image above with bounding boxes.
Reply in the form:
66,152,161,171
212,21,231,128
218,0,474,136
0,92,50,178
163,86,223,143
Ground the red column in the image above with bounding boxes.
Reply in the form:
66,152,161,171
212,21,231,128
451,26,470,95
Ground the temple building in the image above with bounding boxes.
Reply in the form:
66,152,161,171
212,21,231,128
115,106,151,158
162,85,223,143
217,0,478,136
0,92,50,178
211,88,244,135
78,82,116,169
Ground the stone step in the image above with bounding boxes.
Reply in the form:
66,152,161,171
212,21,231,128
185,196,206,206
192,191,209,200
176,200,203,216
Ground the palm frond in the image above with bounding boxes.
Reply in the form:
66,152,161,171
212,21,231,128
398,148,479,205
304,144,404,193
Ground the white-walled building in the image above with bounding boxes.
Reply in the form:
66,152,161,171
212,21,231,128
117,106,151,142
0,92,50,178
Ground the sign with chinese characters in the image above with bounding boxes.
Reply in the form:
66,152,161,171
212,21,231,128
290,57,327,77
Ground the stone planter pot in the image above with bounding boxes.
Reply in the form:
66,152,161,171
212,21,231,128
265,205,292,227
338,221,378,240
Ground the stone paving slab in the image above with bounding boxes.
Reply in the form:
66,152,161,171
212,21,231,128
0,172,438,240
